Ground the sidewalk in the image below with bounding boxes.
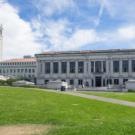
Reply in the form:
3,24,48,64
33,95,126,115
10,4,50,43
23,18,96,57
66,92,135,107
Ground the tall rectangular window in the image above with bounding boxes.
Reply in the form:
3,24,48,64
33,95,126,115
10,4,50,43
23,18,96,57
114,79,119,85
70,62,75,73
45,62,50,74
95,61,101,73
78,79,83,85
113,61,119,73
103,61,106,72
91,61,94,72
78,61,84,73
70,79,74,85
122,60,129,72
132,60,135,72
61,62,67,73
53,62,59,73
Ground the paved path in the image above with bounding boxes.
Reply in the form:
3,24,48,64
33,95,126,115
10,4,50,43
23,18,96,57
65,92,135,107
33,88,135,107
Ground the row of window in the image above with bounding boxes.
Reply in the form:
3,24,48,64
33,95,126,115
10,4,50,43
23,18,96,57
113,60,135,73
0,62,36,66
41,61,106,74
42,61,85,74
41,60,135,74
0,68,35,74
44,78,128,86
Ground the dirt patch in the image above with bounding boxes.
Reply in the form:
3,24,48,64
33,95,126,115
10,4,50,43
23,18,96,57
0,124,51,135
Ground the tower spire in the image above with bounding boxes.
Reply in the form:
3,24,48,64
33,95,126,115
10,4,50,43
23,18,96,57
0,24,3,61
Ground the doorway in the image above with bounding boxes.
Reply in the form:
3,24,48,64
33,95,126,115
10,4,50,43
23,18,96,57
95,76,102,87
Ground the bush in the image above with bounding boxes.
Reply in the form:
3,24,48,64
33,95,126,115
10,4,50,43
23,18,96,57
6,79,18,86
0,80,7,85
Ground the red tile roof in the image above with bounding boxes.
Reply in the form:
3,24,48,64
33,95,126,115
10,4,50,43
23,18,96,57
0,58,36,63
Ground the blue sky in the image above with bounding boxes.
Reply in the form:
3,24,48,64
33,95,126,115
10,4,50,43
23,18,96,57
0,0,135,58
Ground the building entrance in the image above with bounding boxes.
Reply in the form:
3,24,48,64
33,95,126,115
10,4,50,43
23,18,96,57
95,76,102,87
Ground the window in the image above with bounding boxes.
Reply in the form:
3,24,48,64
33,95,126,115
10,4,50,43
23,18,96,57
91,61,94,72
17,69,20,73
29,69,31,73
107,79,112,84
103,79,106,86
10,69,12,73
32,69,35,73
103,61,106,72
92,79,94,87
114,79,119,85
113,61,119,73
45,80,49,84
132,60,135,72
45,62,50,74
61,62,67,73
21,69,24,72
70,62,75,73
78,61,84,73
53,62,59,73
78,79,83,85
95,61,102,73
122,60,129,72
86,63,89,72
70,79,74,85
123,79,128,84
25,69,27,73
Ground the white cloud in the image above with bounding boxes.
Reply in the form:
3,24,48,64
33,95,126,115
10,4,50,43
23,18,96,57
32,18,104,50
0,1,42,59
117,26,135,40
98,25,135,49
98,0,135,20
33,0,75,16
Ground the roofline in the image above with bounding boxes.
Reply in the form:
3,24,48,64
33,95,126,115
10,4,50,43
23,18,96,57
35,49,135,56
0,57,36,63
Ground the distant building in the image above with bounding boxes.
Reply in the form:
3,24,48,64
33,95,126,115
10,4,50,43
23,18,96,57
0,56,37,82
35,49,135,88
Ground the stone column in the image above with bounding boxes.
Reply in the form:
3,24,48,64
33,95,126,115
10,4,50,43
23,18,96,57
42,61,45,74
67,61,70,76
89,61,91,74
40,61,43,74
101,61,103,73
94,61,95,73
84,61,87,75
75,61,78,75
110,59,113,74
50,62,53,76
58,61,61,75
37,61,41,75
120,60,122,75
129,59,132,76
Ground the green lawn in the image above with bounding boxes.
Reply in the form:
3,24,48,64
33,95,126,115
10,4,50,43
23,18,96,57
0,86,135,135
81,91,135,102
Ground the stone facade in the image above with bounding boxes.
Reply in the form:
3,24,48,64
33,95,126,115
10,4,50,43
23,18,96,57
0,57,37,82
35,49,135,87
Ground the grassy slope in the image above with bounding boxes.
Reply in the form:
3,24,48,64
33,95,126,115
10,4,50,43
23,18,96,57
81,91,135,102
0,86,135,135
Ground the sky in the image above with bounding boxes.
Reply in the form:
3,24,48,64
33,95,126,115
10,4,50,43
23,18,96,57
0,0,135,59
